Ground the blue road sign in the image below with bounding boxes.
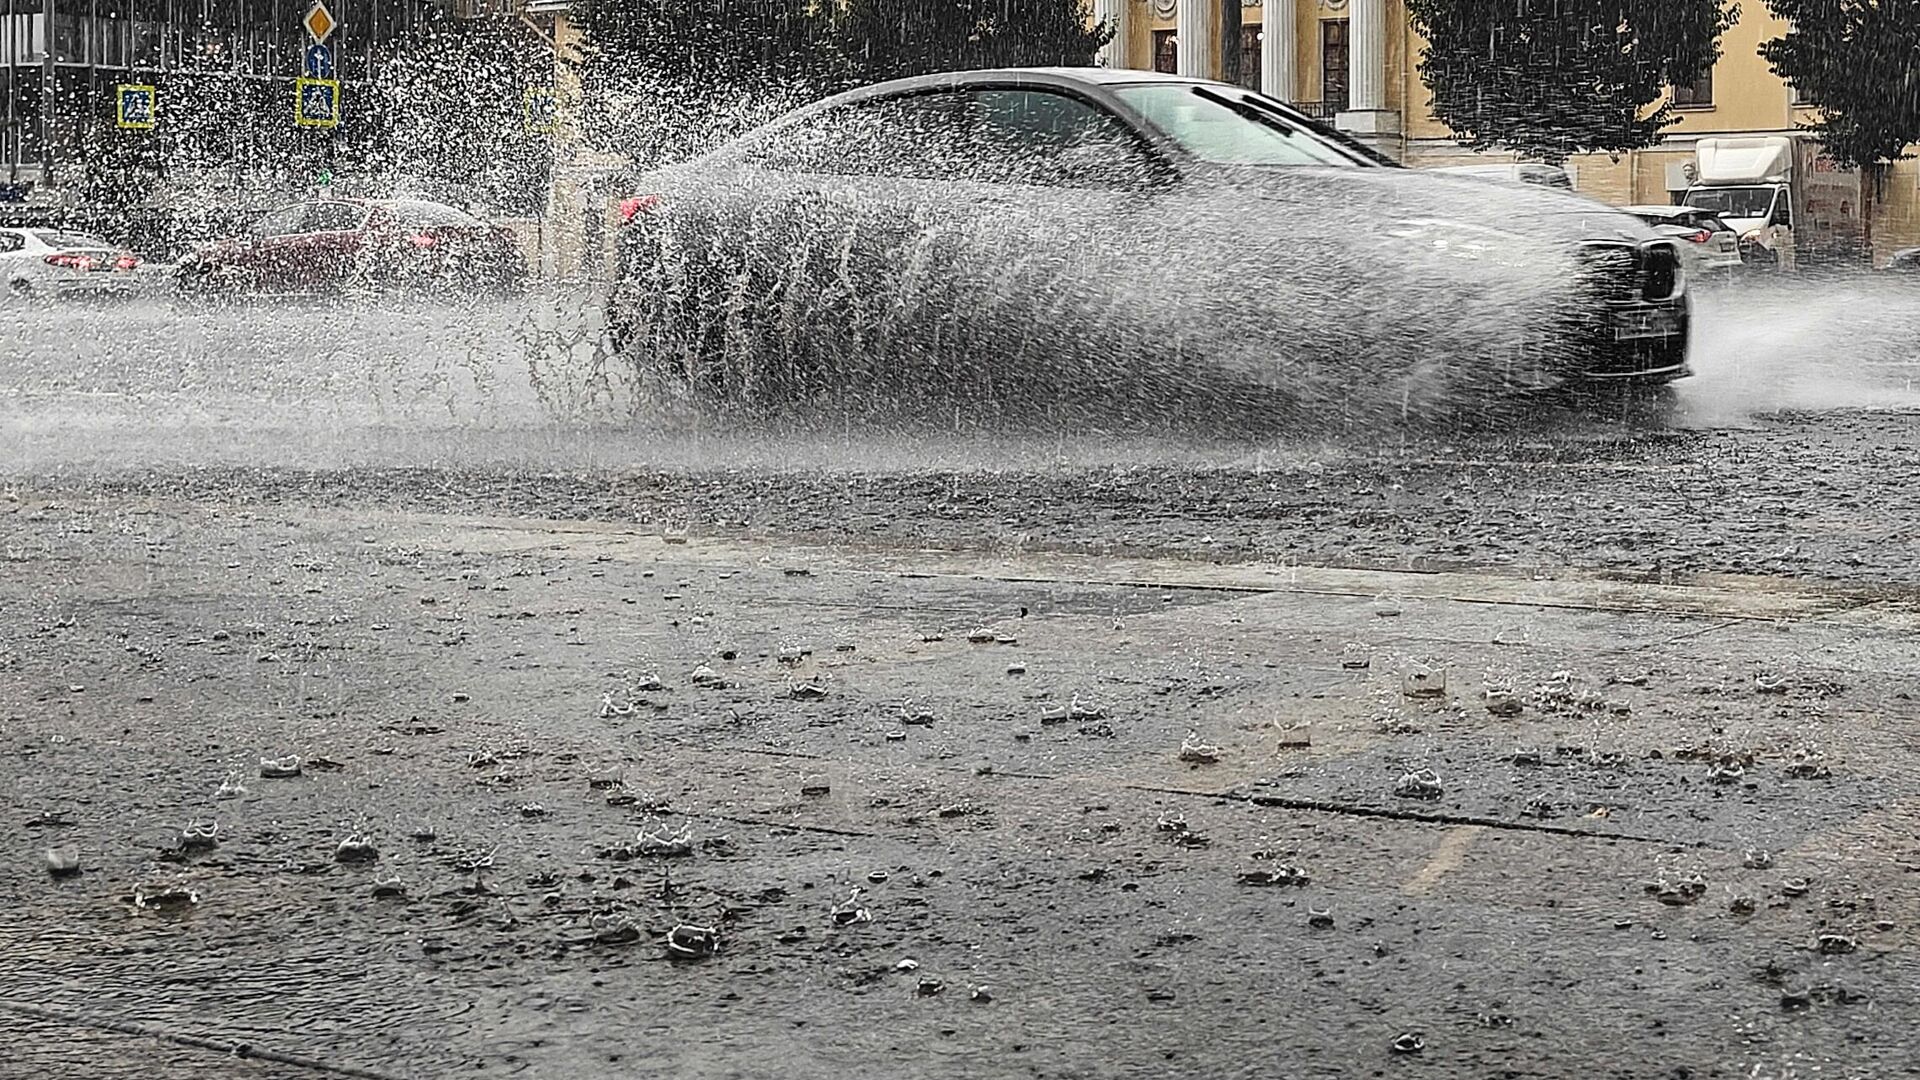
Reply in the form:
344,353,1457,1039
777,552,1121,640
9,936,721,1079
295,77,340,128
524,88,557,134
117,84,157,129
304,43,334,79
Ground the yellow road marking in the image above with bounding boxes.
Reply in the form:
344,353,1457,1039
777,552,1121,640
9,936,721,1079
1404,825,1486,895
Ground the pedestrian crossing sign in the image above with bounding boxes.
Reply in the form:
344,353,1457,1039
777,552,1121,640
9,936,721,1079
524,87,557,134
117,84,157,129
295,77,340,128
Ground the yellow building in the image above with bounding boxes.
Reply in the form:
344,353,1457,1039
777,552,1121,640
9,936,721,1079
1103,0,1920,260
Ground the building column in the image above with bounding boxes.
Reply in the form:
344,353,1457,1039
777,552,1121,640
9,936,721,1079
1261,0,1295,102
1335,0,1401,158
1348,0,1386,111
1176,0,1219,80
1095,0,1130,69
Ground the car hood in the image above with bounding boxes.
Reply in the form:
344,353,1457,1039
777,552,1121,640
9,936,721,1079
1200,165,1660,246
1718,215,1770,236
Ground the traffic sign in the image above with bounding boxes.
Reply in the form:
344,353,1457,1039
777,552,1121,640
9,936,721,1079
304,43,333,78
295,77,340,128
116,84,157,129
302,0,336,43
524,87,557,134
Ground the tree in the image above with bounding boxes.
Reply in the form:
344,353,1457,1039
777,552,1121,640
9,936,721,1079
1758,0,1920,169
1406,0,1738,164
836,0,1112,85
564,0,845,163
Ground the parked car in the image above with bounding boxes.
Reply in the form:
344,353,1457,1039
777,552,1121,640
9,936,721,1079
1,227,144,300
1428,162,1575,189
174,198,526,299
1617,205,1744,276
1884,248,1920,273
608,68,1688,414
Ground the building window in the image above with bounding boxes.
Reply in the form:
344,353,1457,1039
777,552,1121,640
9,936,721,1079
1672,66,1714,108
1152,29,1176,75
53,13,87,63
1239,25,1261,91
1321,19,1349,112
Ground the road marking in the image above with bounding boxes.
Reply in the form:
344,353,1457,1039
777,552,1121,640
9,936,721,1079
1404,825,1487,894
310,508,1916,625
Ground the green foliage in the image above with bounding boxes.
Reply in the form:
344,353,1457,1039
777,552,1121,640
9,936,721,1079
836,0,1112,84
1759,0,1920,168
564,0,1112,162
1405,0,1738,164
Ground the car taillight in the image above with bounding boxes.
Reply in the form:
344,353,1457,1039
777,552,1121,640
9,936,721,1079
46,253,95,270
114,254,140,270
617,195,660,225
409,233,437,248
1685,229,1713,244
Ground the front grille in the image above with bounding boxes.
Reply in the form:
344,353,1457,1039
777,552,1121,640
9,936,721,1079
1576,241,1680,303
1641,244,1679,300
1577,242,1641,302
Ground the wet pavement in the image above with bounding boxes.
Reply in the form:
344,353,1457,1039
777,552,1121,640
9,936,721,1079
4,286,1920,1077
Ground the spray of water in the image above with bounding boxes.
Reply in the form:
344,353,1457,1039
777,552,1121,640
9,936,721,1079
1677,277,1920,425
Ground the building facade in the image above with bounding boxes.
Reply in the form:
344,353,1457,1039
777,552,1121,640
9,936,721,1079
1098,0,1920,260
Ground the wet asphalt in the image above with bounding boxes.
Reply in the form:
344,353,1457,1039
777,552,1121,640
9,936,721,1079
2,285,1919,1078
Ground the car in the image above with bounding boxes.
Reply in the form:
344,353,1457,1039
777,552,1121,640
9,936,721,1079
1428,162,1575,190
1884,247,1920,273
1,227,145,301
174,197,527,300
608,68,1688,415
1617,205,1743,276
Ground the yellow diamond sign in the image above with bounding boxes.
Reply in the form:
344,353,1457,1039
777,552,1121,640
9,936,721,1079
302,1,336,43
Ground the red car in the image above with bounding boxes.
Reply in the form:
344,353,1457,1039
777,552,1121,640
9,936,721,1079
175,197,527,299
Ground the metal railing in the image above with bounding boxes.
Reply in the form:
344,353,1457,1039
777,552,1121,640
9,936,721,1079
1291,100,1344,120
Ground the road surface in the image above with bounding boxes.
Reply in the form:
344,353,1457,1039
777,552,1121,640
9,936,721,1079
3,284,1918,1078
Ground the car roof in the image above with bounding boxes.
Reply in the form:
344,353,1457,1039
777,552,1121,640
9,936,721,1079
1021,66,1215,85
790,65,1398,168
829,66,1227,105
291,197,458,210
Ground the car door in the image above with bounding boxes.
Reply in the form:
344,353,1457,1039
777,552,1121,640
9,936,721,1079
933,86,1169,380
289,201,370,292
719,91,972,387
232,203,310,291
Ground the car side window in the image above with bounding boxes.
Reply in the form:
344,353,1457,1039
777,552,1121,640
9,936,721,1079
304,202,367,233
751,93,964,181
959,89,1155,189
0,231,22,252
255,205,307,237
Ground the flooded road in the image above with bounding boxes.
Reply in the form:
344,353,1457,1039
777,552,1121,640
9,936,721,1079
4,280,1919,1078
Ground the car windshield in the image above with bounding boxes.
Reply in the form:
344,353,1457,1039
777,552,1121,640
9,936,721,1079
1682,185,1776,219
388,200,482,227
1112,83,1360,167
33,231,110,248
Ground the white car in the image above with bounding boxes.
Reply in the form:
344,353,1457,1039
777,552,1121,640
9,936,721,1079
0,227,145,300
1618,205,1744,275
